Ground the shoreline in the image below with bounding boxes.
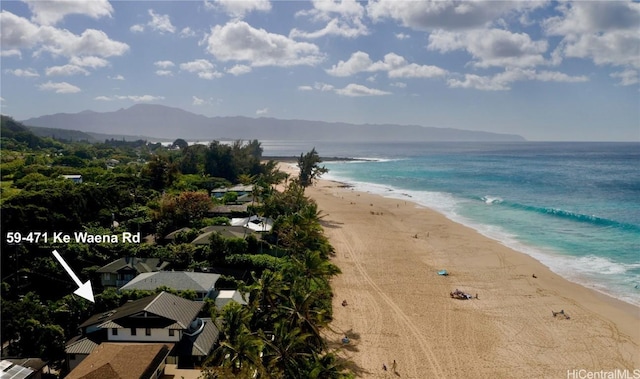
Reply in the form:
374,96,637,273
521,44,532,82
278,164,639,378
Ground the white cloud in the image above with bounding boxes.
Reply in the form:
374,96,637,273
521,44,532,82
193,96,205,105
447,68,588,91
428,29,548,68
94,95,165,102
291,0,368,39
180,59,222,79
1,49,22,58
24,0,113,26
367,0,543,31
45,64,89,76
543,2,640,69
154,60,175,68
5,68,39,77
155,70,173,76
69,56,109,68
205,0,271,18
226,64,252,76
395,33,410,40
256,107,269,115
180,27,196,38
314,82,335,92
1,11,129,59
205,21,324,67
298,85,313,91
38,81,81,93
130,24,144,33
327,51,447,78
147,9,176,34
391,82,406,88
109,74,125,80
335,83,391,97
610,69,639,86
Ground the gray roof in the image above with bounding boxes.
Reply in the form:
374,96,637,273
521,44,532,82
65,336,100,355
119,271,221,293
80,291,203,330
163,227,193,240
174,318,219,357
191,225,254,244
96,257,169,274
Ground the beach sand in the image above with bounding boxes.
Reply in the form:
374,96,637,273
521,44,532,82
278,164,639,378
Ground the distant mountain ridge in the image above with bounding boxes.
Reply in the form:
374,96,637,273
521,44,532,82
21,104,526,142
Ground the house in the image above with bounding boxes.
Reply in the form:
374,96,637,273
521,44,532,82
96,257,169,288
119,271,221,301
213,289,248,309
211,184,253,199
66,292,219,370
230,215,273,232
190,225,257,245
66,343,171,379
0,358,46,379
61,174,82,184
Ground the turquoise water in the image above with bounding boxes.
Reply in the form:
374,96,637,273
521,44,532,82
263,141,640,306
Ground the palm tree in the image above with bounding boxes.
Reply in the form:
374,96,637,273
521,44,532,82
261,322,312,378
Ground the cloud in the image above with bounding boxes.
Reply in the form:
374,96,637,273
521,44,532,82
1,11,129,59
180,27,196,38
395,33,410,40
256,107,269,115
366,0,542,31
327,51,447,78
5,68,39,77
45,64,89,76
193,96,205,106
447,68,588,91
69,56,109,68
130,24,144,33
1,49,22,58
109,74,125,80
147,9,176,34
154,60,175,68
226,64,252,76
298,85,313,91
155,70,173,76
180,59,222,79
290,0,368,39
428,28,548,68
543,2,640,68
94,95,165,102
610,69,639,86
38,81,81,93
205,21,324,67
335,83,391,97
391,82,406,88
205,0,271,18
23,0,113,26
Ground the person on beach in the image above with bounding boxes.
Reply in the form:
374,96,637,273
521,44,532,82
392,360,397,372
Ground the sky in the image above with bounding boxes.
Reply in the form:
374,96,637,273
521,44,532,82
1,0,639,141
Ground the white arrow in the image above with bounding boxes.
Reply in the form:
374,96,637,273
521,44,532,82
52,250,95,303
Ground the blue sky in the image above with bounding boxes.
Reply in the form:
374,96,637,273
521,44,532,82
1,0,638,141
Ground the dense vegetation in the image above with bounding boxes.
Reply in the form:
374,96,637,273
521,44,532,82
0,116,347,378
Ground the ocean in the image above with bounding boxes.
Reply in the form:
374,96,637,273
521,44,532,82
262,141,640,307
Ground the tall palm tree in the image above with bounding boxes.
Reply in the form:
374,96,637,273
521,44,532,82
261,322,312,378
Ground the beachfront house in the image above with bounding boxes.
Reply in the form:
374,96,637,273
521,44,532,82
61,174,83,184
211,184,254,199
66,291,219,370
213,289,248,309
230,215,273,232
96,257,169,288
119,271,221,301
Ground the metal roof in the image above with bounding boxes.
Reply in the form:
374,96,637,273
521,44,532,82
96,257,169,274
120,271,221,293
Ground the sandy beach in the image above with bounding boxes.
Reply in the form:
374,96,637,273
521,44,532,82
279,164,639,378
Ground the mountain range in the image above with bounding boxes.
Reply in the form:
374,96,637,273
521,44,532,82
21,104,525,142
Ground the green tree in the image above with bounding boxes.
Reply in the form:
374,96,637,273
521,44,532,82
297,148,328,188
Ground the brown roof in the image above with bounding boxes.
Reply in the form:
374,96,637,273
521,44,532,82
65,343,172,379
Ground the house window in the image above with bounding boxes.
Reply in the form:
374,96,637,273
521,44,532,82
169,329,174,337
145,328,151,336
112,328,118,336
131,328,137,336
104,273,111,281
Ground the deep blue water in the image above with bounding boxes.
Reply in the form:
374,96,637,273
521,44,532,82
262,141,640,306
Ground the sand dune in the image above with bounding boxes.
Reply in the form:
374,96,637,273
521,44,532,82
280,165,639,378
